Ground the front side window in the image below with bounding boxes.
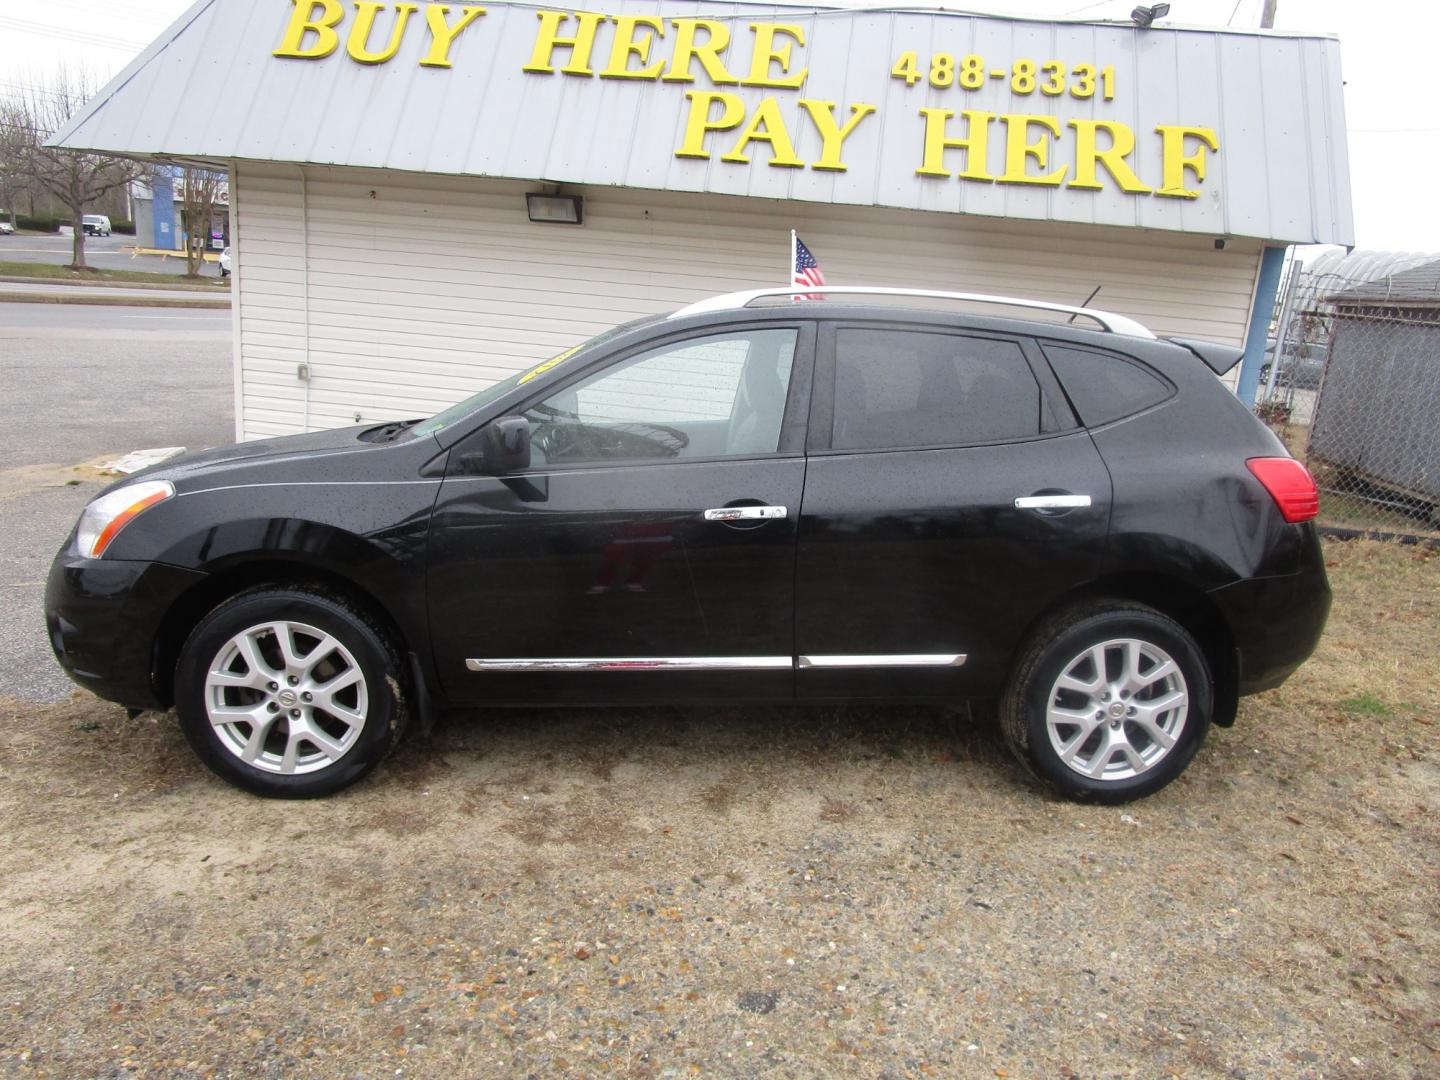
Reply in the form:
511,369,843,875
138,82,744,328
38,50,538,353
832,329,1042,450
523,329,797,466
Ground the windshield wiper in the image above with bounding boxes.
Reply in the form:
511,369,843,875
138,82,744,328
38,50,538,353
361,418,425,443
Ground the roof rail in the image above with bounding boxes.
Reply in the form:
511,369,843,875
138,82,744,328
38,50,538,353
668,286,1156,339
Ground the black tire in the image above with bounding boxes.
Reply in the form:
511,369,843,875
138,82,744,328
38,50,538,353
1000,602,1212,803
174,586,409,798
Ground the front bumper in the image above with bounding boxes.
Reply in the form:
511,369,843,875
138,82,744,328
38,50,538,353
45,551,207,710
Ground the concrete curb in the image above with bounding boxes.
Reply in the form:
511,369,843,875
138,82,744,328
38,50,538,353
0,274,228,293
0,292,231,310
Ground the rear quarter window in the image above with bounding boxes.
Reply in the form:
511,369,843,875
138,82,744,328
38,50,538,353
1042,344,1173,427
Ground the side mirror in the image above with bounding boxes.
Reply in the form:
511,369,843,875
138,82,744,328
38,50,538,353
478,415,531,474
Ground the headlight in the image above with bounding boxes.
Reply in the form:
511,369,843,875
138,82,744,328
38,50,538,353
75,480,175,559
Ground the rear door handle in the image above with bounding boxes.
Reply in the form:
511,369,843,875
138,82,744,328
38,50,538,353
703,505,787,522
1014,494,1092,510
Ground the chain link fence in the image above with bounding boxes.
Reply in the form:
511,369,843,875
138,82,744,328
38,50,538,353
1255,255,1440,539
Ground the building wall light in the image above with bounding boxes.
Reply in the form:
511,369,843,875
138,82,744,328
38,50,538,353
526,193,583,225
1131,4,1171,28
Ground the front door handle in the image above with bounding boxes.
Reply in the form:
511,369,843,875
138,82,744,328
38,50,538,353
703,505,787,522
1014,494,1092,511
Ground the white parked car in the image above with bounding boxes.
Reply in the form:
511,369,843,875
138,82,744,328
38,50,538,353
219,246,232,277
0,221,14,235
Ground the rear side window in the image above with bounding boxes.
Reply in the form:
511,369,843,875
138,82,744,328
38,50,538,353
1043,344,1171,427
832,329,1041,450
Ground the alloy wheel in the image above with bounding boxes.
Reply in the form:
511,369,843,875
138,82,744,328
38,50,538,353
1044,637,1189,781
203,620,369,775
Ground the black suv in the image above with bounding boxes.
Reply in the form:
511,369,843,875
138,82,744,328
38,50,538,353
45,287,1330,802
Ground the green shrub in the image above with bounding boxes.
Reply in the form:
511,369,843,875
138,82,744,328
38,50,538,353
16,215,60,233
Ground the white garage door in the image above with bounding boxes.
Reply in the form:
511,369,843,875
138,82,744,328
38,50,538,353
230,162,1263,441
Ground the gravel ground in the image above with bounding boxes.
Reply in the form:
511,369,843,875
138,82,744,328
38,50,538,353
0,539,1436,1078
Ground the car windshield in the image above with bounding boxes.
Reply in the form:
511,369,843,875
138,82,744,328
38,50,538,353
83,216,102,224
409,316,660,440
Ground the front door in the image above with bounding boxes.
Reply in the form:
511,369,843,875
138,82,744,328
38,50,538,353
427,323,814,706
795,322,1111,701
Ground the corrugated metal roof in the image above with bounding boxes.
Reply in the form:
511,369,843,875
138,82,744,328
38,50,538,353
51,0,1354,245
1329,259,1440,306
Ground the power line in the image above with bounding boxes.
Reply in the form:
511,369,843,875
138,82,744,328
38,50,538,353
0,16,149,53
0,87,67,102
41,0,178,23
0,78,76,100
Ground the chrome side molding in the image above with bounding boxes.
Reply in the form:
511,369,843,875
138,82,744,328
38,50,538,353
466,656,793,672
797,654,967,669
467,654,967,672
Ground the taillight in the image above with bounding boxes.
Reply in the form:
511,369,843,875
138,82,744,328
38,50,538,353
1247,457,1319,523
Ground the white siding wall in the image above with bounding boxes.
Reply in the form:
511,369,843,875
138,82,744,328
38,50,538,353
233,162,1263,441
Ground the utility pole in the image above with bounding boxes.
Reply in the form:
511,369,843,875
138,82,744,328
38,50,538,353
1260,0,1278,29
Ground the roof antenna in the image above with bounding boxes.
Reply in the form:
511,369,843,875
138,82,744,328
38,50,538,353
1068,285,1102,324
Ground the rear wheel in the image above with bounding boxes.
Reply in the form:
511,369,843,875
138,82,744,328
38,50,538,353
1001,602,1212,803
174,586,408,798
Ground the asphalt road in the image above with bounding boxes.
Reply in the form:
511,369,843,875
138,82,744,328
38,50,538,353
0,300,233,701
0,232,225,277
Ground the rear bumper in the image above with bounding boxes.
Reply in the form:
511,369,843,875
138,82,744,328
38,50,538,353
45,552,206,710
1208,532,1332,695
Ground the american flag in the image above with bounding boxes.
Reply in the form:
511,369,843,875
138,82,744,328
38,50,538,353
792,234,826,300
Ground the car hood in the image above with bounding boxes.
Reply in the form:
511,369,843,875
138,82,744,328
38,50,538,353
106,423,431,491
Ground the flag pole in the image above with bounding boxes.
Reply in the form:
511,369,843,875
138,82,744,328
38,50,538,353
788,229,797,289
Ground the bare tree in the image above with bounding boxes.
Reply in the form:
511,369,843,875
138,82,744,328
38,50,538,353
0,70,147,270
180,167,226,278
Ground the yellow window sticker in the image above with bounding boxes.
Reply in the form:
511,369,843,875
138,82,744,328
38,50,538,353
518,345,581,385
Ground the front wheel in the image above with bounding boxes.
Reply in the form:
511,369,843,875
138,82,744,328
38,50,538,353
174,586,408,798
1000,603,1212,803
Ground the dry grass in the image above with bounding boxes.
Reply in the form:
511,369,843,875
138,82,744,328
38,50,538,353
0,539,1435,1078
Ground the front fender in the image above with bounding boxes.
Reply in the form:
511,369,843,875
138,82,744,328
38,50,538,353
108,479,441,659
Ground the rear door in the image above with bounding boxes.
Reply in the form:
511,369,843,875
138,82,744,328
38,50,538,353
795,321,1111,701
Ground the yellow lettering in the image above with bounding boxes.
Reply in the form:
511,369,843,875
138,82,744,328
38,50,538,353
523,9,606,76
662,19,739,85
347,2,418,65
743,23,807,89
1155,125,1220,199
273,0,344,60
675,91,746,159
916,108,995,180
419,4,486,68
1068,119,1152,194
721,98,803,168
599,15,665,80
998,114,1068,187
799,100,875,172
